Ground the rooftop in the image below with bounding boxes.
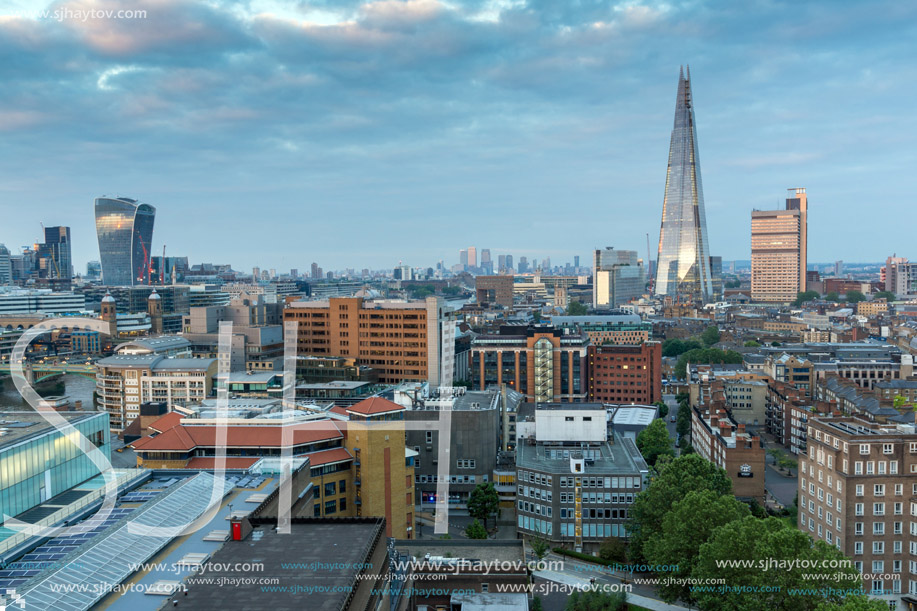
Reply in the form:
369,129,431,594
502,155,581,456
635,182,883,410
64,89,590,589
0,411,106,449
516,432,648,475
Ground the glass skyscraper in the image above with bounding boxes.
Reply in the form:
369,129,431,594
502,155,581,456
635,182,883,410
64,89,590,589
94,197,156,286
654,67,714,301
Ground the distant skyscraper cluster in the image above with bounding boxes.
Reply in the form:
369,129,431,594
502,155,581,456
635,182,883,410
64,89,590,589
0,226,73,289
655,67,715,302
94,196,156,286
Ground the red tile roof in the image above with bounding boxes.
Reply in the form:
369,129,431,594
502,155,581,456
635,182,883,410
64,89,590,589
346,397,404,416
130,420,343,453
148,411,183,433
305,447,353,467
329,405,350,417
184,457,260,469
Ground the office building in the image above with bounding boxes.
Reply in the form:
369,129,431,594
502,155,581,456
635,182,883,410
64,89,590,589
552,314,652,345
515,404,649,553
592,248,645,308
470,325,588,403
475,275,514,308
0,411,110,520
751,188,808,302
0,289,85,315
709,255,723,300
467,247,477,269
404,388,501,509
587,341,662,405
0,244,11,285
94,196,156,286
85,260,101,279
654,67,714,301
284,296,455,385
799,417,917,604
95,354,217,431
506,254,514,273
35,226,72,289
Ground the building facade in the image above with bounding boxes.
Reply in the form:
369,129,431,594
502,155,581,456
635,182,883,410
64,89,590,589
690,406,765,502
475,276,514,308
593,248,645,309
751,188,807,303
587,341,662,405
654,67,714,301
94,196,156,286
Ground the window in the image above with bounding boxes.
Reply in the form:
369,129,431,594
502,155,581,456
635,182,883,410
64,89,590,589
854,542,863,555
860,444,870,455
856,485,864,497
873,541,885,554
873,522,885,535
875,484,886,497
425,431,433,444
884,443,894,455
874,503,886,516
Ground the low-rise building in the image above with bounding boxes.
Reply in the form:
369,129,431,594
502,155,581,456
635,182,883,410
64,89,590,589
587,341,662,405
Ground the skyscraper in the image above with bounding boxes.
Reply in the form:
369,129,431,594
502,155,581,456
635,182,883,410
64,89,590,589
37,226,72,288
654,67,714,301
94,197,156,286
593,248,646,309
467,246,477,269
0,244,11,285
751,188,807,303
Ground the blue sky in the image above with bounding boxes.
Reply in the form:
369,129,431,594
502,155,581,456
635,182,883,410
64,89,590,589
1,0,915,273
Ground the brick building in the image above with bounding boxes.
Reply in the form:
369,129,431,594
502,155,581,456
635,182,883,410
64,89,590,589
690,406,766,503
474,275,514,308
587,341,662,405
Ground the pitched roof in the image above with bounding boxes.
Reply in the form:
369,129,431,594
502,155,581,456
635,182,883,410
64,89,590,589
148,411,183,433
305,447,352,467
130,420,343,453
346,397,404,416
184,457,260,469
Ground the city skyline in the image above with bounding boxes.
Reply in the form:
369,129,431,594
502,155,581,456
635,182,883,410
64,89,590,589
2,1,916,271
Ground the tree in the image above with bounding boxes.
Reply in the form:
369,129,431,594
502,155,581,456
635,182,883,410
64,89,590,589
815,597,890,610
662,338,703,357
873,290,896,302
679,441,695,455
766,448,782,466
675,348,743,379
565,590,627,611
530,535,550,560
566,301,588,315
466,482,499,530
532,597,544,611
824,291,840,302
636,419,674,466
771,341,781,347
598,537,627,563
777,456,798,476
465,519,487,539
628,454,733,562
793,290,820,307
845,290,866,304
701,325,721,347
532,311,541,323
643,490,750,602
676,401,692,437
743,340,761,347
693,516,865,611
894,394,913,409
654,401,669,419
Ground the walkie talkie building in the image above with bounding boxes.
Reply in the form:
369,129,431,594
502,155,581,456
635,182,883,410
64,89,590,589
94,197,156,286
654,67,713,301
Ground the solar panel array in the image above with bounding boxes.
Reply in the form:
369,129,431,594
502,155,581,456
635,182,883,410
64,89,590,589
224,475,267,489
0,508,135,590
16,473,229,611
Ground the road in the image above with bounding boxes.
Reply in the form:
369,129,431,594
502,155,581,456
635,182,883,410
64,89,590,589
763,456,798,507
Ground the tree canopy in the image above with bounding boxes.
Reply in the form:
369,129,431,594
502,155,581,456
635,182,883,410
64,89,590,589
662,338,703,357
466,482,499,529
743,340,761,347
636,418,674,466
793,290,820,307
824,291,840,302
464,519,487,539
693,516,865,611
643,489,750,602
701,325,721,347
873,290,896,302
675,348,743,379
564,590,627,611
654,400,669,419
845,290,866,303
567,301,588,315
628,454,732,562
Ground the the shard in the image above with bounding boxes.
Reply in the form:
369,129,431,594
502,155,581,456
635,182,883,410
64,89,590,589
654,66,713,301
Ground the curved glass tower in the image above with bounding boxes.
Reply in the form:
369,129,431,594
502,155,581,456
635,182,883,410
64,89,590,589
654,66,713,301
94,197,156,286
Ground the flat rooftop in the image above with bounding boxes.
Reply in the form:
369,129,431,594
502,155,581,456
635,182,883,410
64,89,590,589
516,433,648,475
392,539,525,565
0,411,105,448
179,519,385,611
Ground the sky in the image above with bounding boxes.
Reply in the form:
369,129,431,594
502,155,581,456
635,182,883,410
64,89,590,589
1,0,915,274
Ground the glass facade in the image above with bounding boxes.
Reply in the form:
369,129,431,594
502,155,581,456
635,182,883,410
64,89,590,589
94,197,156,286
655,67,713,301
0,413,111,519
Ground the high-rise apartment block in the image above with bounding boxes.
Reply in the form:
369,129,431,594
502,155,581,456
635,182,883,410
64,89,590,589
655,67,714,301
751,188,808,303
799,416,917,604
593,248,645,309
284,296,454,385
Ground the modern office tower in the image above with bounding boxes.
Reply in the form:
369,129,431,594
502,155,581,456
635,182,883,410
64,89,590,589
497,254,507,273
799,416,917,605
36,226,72,288
517,256,527,274
253,266,260,280
481,249,493,274
86,260,102,279
751,188,807,303
835,260,844,277
506,254,514,273
592,248,646,309
709,255,723,299
574,255,580,269
459,249,469,269
515,404,649,553
94,197,156,286
467,247,477,269
290,268,298,279
150,255,188,284
0,244,11,285
654,67,714,301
